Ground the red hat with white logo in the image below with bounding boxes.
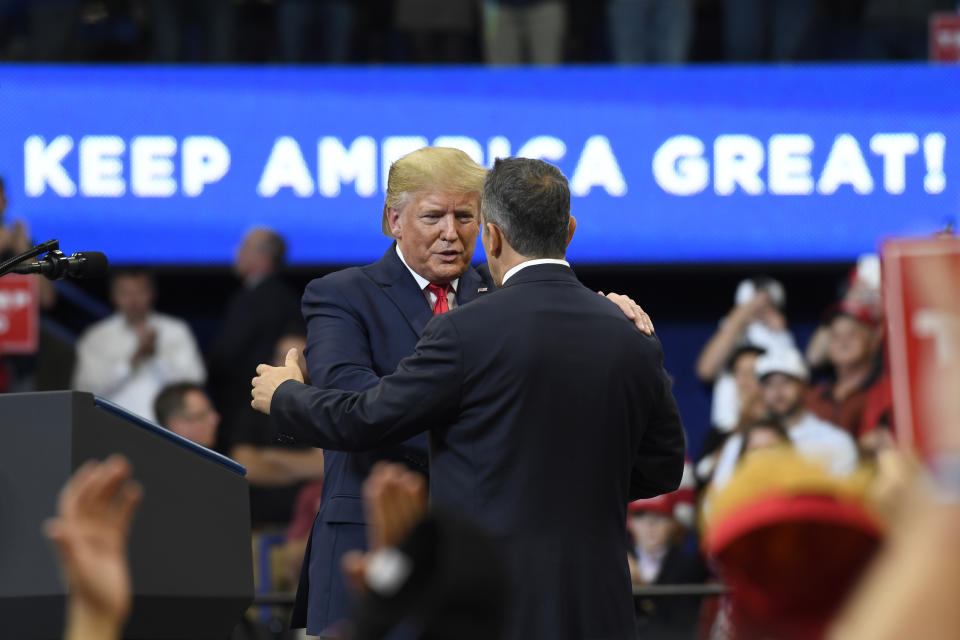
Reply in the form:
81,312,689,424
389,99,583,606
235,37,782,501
628,460,697,528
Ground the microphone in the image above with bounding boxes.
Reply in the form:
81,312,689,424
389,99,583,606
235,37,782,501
12,251,109,280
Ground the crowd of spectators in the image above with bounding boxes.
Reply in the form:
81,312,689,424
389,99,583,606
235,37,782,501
0,192,942,638
72,269,207,422
66,228,317,529
0,0,954,64
1,146,949,636
596,251,901,638
0,0,953,624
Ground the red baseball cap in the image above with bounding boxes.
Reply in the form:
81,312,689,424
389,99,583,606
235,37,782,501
628,493,676,518
705,493,882,640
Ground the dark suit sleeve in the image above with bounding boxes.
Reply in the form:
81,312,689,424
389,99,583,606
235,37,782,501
630,341,687,500
271,315,462,450
301,277,382,393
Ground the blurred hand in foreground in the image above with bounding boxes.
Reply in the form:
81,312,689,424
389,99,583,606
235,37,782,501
830,243,960,640
341,463,428,595
45,455,142,640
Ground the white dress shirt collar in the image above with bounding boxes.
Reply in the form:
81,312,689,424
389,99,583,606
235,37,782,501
395,245,459,293
396,246,460,312
636,545,668,584
501,258,570,285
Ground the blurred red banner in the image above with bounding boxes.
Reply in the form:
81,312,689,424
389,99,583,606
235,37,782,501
883,236,960,460
0,275,39,354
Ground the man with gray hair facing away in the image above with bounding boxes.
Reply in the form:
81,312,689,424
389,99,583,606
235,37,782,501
289,146,654,637
253,157,686,640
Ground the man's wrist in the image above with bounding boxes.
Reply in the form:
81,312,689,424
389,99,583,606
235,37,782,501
65,599,125,640
271,378,294,412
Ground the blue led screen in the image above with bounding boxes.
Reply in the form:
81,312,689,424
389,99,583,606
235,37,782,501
0,65,957,264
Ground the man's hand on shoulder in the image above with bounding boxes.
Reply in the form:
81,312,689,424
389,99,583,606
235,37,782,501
599,291,655,335
251,348,305,415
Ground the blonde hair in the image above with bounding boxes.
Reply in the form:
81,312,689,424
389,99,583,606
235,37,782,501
381,147,488,237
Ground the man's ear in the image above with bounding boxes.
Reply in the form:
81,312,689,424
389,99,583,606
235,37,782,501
566,216,577,248
386,206,403,239
485,222,503,258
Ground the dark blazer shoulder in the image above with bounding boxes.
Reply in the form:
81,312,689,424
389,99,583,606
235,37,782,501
303,246,399,297
307,264,367,291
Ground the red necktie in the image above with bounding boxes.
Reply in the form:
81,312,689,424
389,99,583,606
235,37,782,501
426,283,451,315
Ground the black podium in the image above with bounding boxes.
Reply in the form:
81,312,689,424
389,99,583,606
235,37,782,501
0,391,254,639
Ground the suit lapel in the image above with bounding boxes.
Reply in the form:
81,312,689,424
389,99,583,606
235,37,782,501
365,244,434,337
456,264,492,305
365,245,496,336
654,547,681,585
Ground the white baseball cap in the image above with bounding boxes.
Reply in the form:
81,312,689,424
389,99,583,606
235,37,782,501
754,348,809,382
735,277,786,309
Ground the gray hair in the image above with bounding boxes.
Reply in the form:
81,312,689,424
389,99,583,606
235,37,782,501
481,158,570,259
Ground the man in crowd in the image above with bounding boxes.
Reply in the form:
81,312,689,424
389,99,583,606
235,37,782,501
628,492,708,640
395,0,476,63
207,227,302,446
805,301,883,435
72,270,206,422
252,157,686,640
485,0,568,65
228,330,325,528
607,0,693,64
0,174,32,259
696,277,796,431
291,146,653,637
694,277,796,484
290,146,494,635
153,381,220,448
696,345,767,484
0,173,57,391
711,347,858,488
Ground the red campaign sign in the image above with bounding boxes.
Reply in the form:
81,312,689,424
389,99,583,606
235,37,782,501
0,275,38,354
883,236,960,460
930,12,960,62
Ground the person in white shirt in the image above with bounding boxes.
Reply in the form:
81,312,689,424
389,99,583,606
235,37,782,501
711,347,858,489
697,277,796,433
694,278,796,483
72,270,206,422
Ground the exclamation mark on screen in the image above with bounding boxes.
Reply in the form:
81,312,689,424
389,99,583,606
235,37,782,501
924,133,946,194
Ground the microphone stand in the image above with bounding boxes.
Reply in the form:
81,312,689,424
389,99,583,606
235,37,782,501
0,239,59,279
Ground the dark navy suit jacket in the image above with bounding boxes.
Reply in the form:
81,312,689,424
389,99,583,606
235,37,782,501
274,263,686,640
291,244,491,633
